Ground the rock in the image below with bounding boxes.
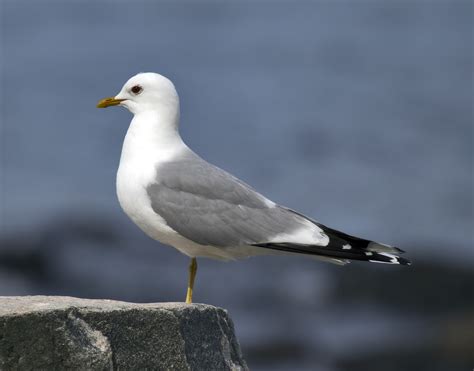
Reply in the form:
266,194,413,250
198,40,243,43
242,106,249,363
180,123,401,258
0,296,248,371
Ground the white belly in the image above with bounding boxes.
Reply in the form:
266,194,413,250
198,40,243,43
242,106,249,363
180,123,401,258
116,157,249,260
115,115,271,260
116,159,193,250
116,164,165,238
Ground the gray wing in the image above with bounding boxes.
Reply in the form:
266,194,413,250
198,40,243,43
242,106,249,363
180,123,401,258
146,151,315,247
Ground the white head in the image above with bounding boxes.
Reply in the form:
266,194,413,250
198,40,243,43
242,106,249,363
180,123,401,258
97,72,180,117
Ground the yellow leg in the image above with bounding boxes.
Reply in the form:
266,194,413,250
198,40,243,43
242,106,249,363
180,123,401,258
185,258,197,304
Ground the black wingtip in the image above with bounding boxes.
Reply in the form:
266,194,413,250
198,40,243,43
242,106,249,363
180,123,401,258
394,247,406,254
397,256,412,266
369,253,412,266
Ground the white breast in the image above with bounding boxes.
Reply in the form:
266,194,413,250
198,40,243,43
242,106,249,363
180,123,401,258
116,114,229,258
116,156,170,241
117,113,181,240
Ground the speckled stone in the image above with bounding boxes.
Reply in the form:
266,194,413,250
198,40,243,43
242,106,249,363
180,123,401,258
0,296,248,371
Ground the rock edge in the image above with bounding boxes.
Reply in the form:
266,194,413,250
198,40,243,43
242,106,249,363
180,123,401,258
0,296,248,371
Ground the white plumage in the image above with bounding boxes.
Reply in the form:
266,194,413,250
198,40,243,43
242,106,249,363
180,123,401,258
97,72,410,301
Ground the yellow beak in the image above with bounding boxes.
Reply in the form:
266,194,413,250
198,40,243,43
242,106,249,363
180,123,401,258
96,97,125,108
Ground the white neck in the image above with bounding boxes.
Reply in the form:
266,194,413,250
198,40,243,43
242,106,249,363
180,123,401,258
119,108,187,167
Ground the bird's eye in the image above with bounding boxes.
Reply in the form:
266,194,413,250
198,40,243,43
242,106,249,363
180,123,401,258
131,85,143,95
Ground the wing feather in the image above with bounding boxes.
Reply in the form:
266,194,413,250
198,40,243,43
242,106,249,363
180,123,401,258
147,152,325,247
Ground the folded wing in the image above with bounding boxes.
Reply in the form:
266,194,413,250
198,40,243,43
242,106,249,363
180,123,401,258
147,151,410,265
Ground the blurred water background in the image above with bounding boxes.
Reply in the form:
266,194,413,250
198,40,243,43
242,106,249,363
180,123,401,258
1,1,473,370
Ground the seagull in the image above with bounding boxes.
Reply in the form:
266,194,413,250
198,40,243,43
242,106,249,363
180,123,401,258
97,72,410,304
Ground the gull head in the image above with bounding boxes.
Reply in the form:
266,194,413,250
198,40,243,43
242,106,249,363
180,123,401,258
97,72,179,115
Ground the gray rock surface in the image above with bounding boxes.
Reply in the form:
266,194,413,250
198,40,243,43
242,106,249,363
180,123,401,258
0,296,248,371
